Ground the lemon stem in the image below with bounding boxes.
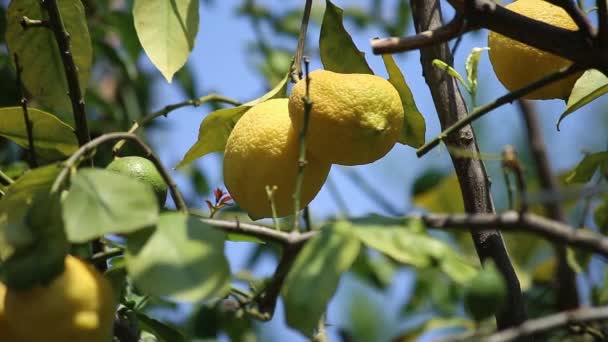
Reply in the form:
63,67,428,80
293,58,313,232
265,185,280,230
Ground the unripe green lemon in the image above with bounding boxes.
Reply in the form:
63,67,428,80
488,0,582,100
223,99,331,220
289,70,404,166
106,156,168,207
5,255,116,342
464,261,507,322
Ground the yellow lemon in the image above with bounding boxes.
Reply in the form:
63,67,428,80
289,70,404,166
5,255,116,342
223,98,331,219
488,0,583,100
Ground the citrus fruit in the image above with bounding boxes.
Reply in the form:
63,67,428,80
288,69,404,166
463,261,508,322
107,156,168,207
488,0,582,100
223,98,331,219
5,255,116,342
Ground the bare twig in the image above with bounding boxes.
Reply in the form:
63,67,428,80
518,99,579,310
411,0,528,329
13,54,37,167
371,15,466,54
440,305,608,342
501,146,527,213
290,0,313,82
42,0,92,151
423,211,608,256
416,64,584,157
112,94,241,155
50,133,187,212
293,58,312,232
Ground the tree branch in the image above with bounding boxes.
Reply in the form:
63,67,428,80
545,0,595,41
290,0,313,82
13,53,37,168
42,0,92,151
423,211,608,257
51,133,187,212
416,64,584,157
112,94,241,155
441,305,608,342
411,0,528,330
518,100,579,310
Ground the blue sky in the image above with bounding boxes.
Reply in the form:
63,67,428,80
141,0,608,339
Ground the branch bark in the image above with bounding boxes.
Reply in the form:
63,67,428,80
518,100,579,310
410,0,528,330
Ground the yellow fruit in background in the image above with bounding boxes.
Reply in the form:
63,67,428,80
5,255,116,342
223,99,331,219
488,0,582,100
289,70,404,166
0,283,22,341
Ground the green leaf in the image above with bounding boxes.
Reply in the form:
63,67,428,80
382,55,426,148
62,169,159,243
125,212,231,302
133,0,199,82
465,47,489,95
432,59,469,92
565,151,608,184
176,74,289,168
283,221,361,337
413,173,464,213
0,107,78,159
440,249,477,284
319,0,373,74
0,163,61,258
595,197,608,235
6,0,92,114
558,69,608,130
136,311,186,342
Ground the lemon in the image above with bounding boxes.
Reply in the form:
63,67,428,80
223,98,331,219
289,70,404,166
0,283,23,341
107,156,168,207
464,261,507,322
488,0,582,100
5,255,116,342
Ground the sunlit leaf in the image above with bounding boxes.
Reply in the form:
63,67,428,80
465,47,489,95
133,0,199,82
125,212,231,302
432,59,469,92
382,55,425,148
283,221,361,337
558,69,608,130
319,0,373,74
176,74,289,168
0,107,78,159
565,151,608,184
6,0,92,114
413,173,464,214
62,169,159,243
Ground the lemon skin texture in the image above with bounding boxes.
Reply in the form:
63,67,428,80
488,0,582,100
0,283,23,341
106,156,168,207
5,255,117,342
289,70,404,166
223,99,331,220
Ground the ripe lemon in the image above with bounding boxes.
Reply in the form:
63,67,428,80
5,255,116,342
488,0,582,100
288,70,404,166
223,98,331,219
107,156,168,207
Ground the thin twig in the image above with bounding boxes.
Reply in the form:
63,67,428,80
416,64,584,157
112,94,241,155
290,0,313,82
371,15,466,54
50,133,187,212
501,146,528,213
265,185,280,230
42,0,92,152
293,58,312,232
0,170,14,186
423,211,608,256
13,54,37,167
89,247,123,264
19,16,50,29
518,99,579,310
440,305,608,342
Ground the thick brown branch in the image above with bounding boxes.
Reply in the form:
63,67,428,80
411,0,528,330
424,211,608,256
